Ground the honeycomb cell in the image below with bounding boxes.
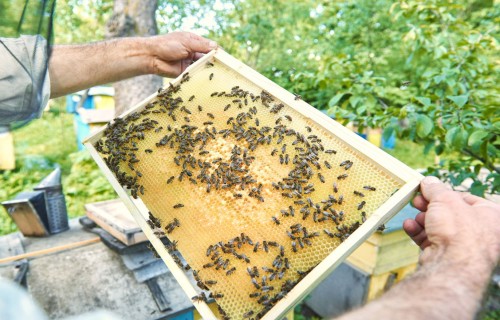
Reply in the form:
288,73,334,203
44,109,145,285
92,57,403,319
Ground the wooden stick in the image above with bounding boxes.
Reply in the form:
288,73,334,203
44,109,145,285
0,237,101,264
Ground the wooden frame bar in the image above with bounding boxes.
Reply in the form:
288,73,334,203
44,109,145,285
84,48,423,320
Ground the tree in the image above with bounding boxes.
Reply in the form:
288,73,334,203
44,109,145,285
106,0,162,116
196,0,499,196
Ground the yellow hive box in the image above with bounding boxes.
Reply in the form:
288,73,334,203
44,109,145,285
84,49,422,320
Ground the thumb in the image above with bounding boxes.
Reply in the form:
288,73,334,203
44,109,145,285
420,176,454,203
184,33,217,53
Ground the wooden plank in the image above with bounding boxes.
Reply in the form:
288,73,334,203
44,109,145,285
86,208,147,246
85,199,142,234
2,201,48,237
84,48,423,320
0,237,100,264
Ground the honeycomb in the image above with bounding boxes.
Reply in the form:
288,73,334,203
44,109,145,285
92,55,403,319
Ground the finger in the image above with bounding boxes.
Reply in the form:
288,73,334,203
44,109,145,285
403,219,428,247
180,58,192,73
403,219,423,238
420,176,459,204
193,52,205,61
414,211,426,227
412,194,428,211
184,33,217,54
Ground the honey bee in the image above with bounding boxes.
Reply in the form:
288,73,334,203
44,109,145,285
353,191,365,197
203,262,214,268
261,285,274,292
337,174,348,180
272,216,280,225
251,278,261,289
333,182,338,193
363,185,376,191
325,149,337,154
345,161,353,170
318,173,325,183
191,293,207,303
243,310,255,318
338,195,344,205
284,115,292,121
188,95,195,101
209,73,214,80
249,292,260,298
173,203,184,209
205,280,217,286
324,229,335,238
226,267,236,276
253,242,260,252
358,201,366,210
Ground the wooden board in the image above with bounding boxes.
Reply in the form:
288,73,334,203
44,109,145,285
84,48,423,320
85,199,148,246
2,199,48,237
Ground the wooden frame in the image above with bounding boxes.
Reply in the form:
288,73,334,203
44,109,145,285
84,49,423,320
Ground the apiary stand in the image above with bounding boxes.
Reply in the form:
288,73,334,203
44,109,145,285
84,49,423,320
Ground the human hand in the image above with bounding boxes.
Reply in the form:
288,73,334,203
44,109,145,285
403,176,500,267
143,32,217,78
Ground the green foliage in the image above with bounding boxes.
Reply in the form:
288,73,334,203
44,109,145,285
53,0,113,43
0,0,56,38
0,109,115,235
64,151,117,217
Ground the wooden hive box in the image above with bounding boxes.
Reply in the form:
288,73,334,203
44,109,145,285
84,49,423,320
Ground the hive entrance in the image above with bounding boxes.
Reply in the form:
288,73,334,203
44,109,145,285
93,54,403,319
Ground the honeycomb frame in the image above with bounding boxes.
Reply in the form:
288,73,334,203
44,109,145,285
84,49,423,320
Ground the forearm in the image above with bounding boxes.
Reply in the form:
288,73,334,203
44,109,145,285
336,253,495,320
48,37,152,98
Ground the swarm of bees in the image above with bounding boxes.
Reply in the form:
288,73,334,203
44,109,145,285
95,59,389,320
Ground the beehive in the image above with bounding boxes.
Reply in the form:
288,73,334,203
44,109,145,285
84,49,423,320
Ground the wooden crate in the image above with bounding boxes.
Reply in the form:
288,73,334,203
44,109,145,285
84,49,423,320
85,199,148,246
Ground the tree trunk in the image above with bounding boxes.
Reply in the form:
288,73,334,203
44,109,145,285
106,0,162,116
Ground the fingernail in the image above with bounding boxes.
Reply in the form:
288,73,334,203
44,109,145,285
423,176,440,185
209,41,217,49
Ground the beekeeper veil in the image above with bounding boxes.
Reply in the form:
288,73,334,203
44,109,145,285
0,0,55,127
